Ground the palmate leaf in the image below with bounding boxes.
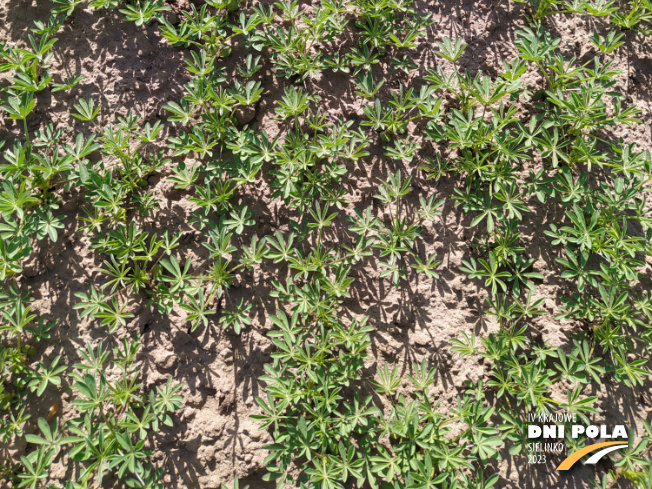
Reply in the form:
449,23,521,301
52,72,84,92
411,254,441,279
612,429,648,478
322,264,354,298
33,208,65,242
308,202,338,231
514,292,547,319
475,252,510,296
0,180,39,219
63,132,100,161
180,289,215,332
74,342,109,374
70,373,108,412
231,80,263,105
24,418,81,455
385,138,421,162
612,98,643,126
334,442,366,486
468,193,500,233
590,30,625,54
223,206,255,234
251,392,286,430
10,71,51,92
614,353,650,388
561,205,601,251
219,298,252,334
99,256,130,293
382,171,411,202
353,71,384,98
0,237,29,280
18,446,54,489
268,310,301,344
151,378,183,427
369,446,400,482
379,260,406,286
433,36,467,62
371,364,400,396
560,385,598,424
348,207,380,235
28,355,66,396
471,433,503,465
203,226,236,258
508,256,543,298
515,26,560,61
362,99,388,131
126,410,153,440
417,195,444,221
266,231,296,263
73,285,106,319
96,297,134,332
108,432,150,479
570,339,606,383
239,234,268,269
431,443,471,473
158,255,193,295
305,457,344,489
163,99,194,124
124,462,165,488
554,349,588,385
184,49,214,77
53,0,86,15
451,331,478,357
71,98,100,121
407,359,437,391
1,299,36,338
119,0,170,26
275,86,312,120
0,92,36,120
168,161,198,189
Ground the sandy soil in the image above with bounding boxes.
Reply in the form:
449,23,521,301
1,0,652,488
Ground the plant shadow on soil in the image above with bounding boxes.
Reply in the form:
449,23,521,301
2,0,652,487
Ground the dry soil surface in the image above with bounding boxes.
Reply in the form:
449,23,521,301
1,0,652,488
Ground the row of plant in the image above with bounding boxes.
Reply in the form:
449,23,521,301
0,0,651,487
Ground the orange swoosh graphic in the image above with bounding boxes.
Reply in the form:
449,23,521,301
556,441,625,470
